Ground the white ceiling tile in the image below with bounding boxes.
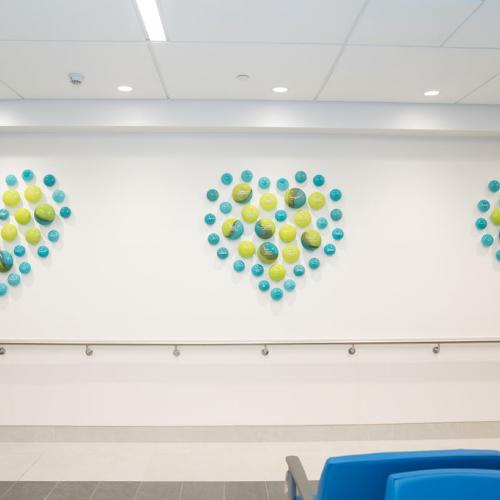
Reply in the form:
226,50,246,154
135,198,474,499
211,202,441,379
0,42,165,99
350,0,482,46
446,1,500,48
152,42,340,100
158,0,366,43
0,81,21,99
0,0,145,41
319,46,500,103
462,73,500,104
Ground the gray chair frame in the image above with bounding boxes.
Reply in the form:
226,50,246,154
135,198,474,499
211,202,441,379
285,456,315,500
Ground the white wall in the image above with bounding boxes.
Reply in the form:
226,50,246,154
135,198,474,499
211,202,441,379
0,131,499,426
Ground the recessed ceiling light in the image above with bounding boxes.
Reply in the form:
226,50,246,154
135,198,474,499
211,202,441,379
236,74,250,81
272,86,288,93
424,89,440,97
135,0,166,41
117,85,133,92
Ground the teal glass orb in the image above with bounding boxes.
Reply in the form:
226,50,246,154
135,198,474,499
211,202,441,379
221,173,233,185
476,217,488,230
217,247,229,259
208,233,220,245
43,174,56,187
313,174,325,187
258,177,270,189
0,283,7,296
293,264,305,277
488,180,500,193
38,246,49,258
52,190,65,203
481,234,494,247
251,263,264,277
233,260,245,273
478,199,490,212
258,279,270,292
48,230,60,242
0,209,9,221
316,217,328,230
220,201,232,214
19,262,31,275
308,257,320,269
204,213,216,225
284,279,296,292
275,210,287,222
277,178,289,191
332,228,344,241
496,250,500,261
60,206,72,218
324,243,336,256
330,208,343,221
5,175,17,187
0,251,14,272
14,245,26,257
7,273,20,286
295,171,307,183
207,189,219,202
329,188,342,201
241,170,253,182
270,288,283,301
22,169,34,182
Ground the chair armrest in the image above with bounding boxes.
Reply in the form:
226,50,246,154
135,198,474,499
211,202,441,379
285,456,314,500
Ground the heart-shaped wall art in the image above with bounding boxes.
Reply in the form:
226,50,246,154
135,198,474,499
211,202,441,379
204,170,344,301
0,169,72,298
474,179,500,262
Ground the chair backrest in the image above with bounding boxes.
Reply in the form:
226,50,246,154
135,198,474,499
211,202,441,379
315,450,500,500
385,468,500,500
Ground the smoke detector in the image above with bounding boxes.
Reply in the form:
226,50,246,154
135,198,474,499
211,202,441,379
68,73,84,86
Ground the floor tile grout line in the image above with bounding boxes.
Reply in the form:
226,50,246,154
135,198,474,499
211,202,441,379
133,480,142,500
89,481,101,500
179,481,184,500
264,481,270,500
0,482,15,500
43,481,59,500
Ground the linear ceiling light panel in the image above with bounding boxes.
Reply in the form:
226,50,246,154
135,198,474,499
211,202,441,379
136,0,166,41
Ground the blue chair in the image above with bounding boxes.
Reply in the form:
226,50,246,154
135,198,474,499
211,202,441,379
385,469,500,500
285,450,500,500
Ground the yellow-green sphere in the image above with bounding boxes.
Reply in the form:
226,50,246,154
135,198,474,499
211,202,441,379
238,240,255,259
25,227,42,245
24,185,43,203
241,204,259,223
308,191,326,210
279,223,297,243
1,223,18,242
491,208,500,225
282,245,300,263
259,193,277,211
269,263,286,282
294,209,311,228
2,189,20,207
14,207,31,225
232,183,253,204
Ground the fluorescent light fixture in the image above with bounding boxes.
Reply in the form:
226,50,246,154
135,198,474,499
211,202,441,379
424,89,440,97
117,85,133,92
272,86,288,93
135,0,166,41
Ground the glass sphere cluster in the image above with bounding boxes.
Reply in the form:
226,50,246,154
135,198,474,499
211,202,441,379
475,179,500,262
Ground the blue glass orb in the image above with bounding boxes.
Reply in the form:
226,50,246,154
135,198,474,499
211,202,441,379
257,177,269,190
313,174,325,187
329,188,342,202
330,208,343,221
284,279,296,292
0,251,13,272
48,230,60,242
220,201,232,214
22,169,34,182
270,288,283,301
19,262,31,275
221,173,233,185
204,213,216,225
276,178,289,191
233,260,245,273
0,209,9,221
217,247,229,259
251,263,264,277
14,245,26,257
316,217,328,230
0,283,7,296
475,217,488,230
52,190,65,203
309,257,320,270
258,279,270,292
488,180,500,193
478,199,490,212
241,170,253,182
481,234,494,247
7,273,20,287
208,233,220,245
275,210,287,222
5,175,17,187
206,188,219,202
332,228,344,241
293,264,305,277
38,246,49,258
324,243,336,256
60,206,71,218
295,171,307,184
496,250,500,261
43,174,56,187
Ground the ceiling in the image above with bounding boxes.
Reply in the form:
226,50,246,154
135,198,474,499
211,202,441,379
1,0,500,103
